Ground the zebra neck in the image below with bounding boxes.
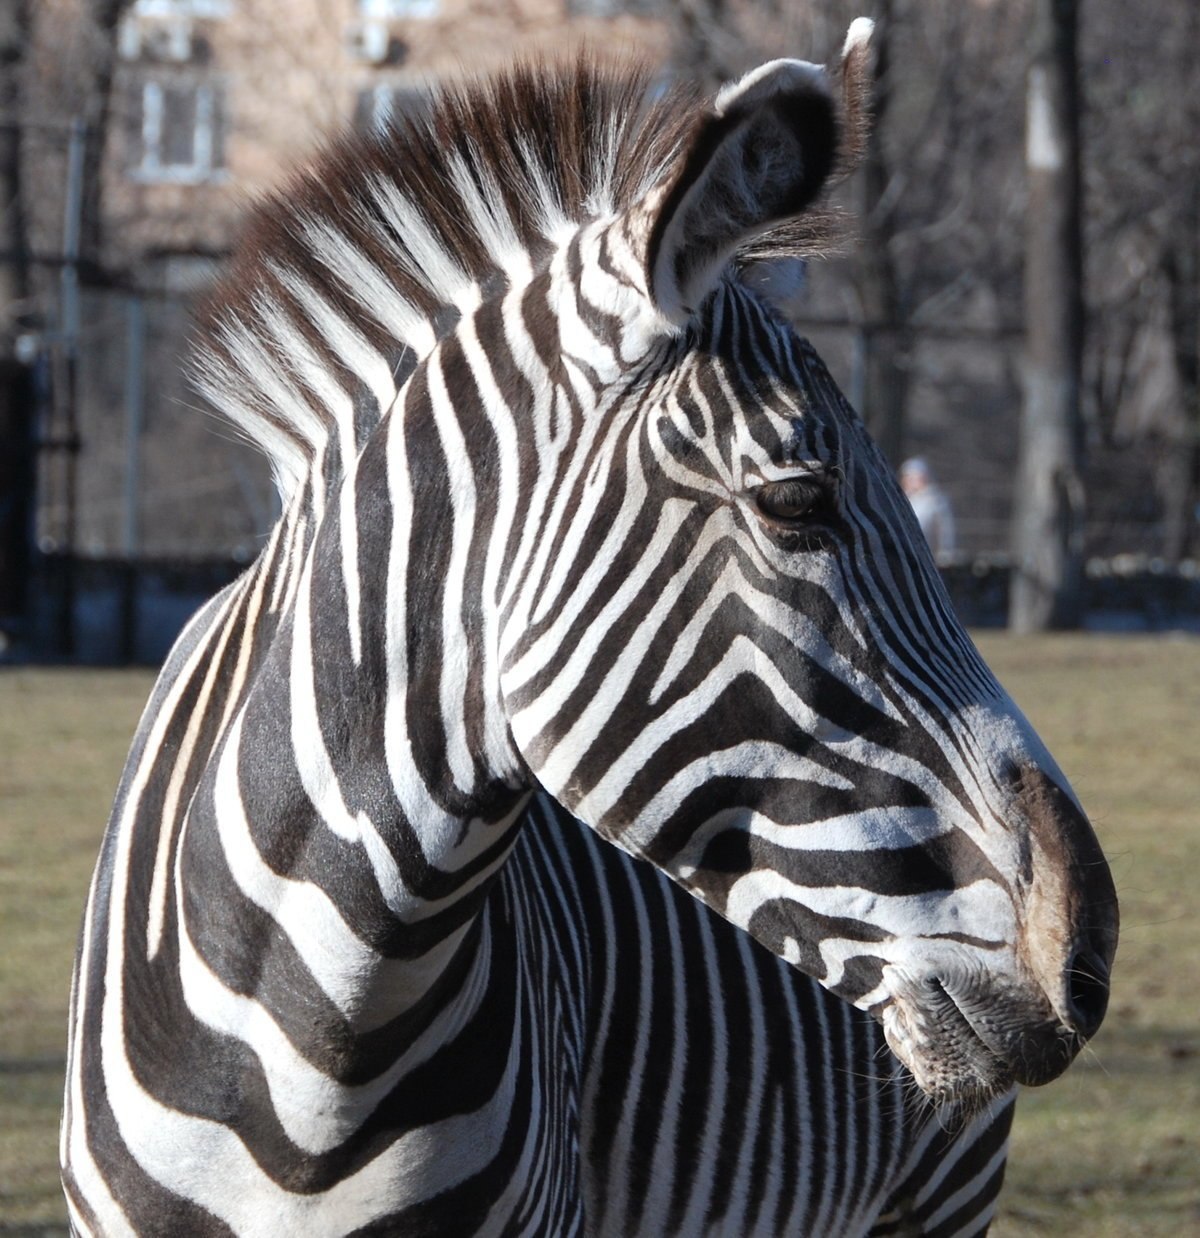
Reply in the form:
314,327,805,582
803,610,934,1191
218,452,531,1032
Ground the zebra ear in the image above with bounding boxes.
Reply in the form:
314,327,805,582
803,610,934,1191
645,59,839,323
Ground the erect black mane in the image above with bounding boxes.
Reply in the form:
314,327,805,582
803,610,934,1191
194,55,850,497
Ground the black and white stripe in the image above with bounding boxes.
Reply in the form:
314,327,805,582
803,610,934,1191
62,25,1116,1237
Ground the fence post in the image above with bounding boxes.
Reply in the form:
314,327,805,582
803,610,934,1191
118,292,145,662
54,116,86,656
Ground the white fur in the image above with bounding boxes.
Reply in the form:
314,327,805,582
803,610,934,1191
843,16,875,59
713,58,827,118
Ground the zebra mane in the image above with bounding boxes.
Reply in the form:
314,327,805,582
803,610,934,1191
194,56,845,500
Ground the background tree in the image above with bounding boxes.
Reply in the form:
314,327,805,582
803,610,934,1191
1009,0,1084,631
1084,1,1200,566
6,0,1196,653
667,1,1031,473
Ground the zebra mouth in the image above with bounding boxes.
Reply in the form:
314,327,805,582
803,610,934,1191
893,976,1081,1115
922,979,1010,1102
886,979,1015,1116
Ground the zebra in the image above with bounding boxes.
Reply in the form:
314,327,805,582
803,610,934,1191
61,22,1118,1237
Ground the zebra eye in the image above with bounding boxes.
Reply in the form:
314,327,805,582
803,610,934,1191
754,476,832,524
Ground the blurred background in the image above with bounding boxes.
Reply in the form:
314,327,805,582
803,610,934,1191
0,0,1196,661
0,2,1197,1235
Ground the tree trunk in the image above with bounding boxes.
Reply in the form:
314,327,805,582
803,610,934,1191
1009,0,1085,632
80,0,131,262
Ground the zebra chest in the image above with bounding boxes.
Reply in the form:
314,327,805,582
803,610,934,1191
492,800,929,1237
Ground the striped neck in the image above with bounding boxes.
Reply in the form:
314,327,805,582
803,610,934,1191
209,410,533,1037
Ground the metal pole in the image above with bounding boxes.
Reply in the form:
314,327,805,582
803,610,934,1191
56,116,85,656
62,120,84,328
850,324,867,419
119,293,145,662
122,294,144,558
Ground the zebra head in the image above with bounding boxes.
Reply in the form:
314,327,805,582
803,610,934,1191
197,25,1118,1118
496,32,1118,1113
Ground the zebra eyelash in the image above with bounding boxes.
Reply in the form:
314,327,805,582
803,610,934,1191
750,469,843,553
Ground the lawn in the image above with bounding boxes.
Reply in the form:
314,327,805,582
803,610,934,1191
0,636,1196,1233
0,669,155,1230
976,635,1200,1236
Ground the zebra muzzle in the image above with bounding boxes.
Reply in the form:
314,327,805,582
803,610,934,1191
1009,764,1119,1051
886,761,1119,1106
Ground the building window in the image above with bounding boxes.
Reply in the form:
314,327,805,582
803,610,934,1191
358,0,439,19
567,0,661,14
132,80,225,184
132,0,232,15
120,0,227,62
354,82,425,134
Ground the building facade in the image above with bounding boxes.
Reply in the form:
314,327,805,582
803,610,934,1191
106,0,669,277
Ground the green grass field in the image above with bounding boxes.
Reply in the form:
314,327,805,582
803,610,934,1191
1,636,1197,1233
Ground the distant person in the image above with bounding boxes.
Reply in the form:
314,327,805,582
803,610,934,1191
900,457,956,560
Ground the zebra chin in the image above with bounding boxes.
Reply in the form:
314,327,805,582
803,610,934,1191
881,971,1092,1118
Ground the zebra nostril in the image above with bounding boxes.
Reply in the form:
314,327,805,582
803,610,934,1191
1065,949,1110,1040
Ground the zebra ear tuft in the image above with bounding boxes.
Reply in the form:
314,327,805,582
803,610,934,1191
645,59,838,323
833,17,875,180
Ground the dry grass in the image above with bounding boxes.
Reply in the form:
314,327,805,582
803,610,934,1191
0,637,1196,1232
976,635,1200,1236
0,669,155,1229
